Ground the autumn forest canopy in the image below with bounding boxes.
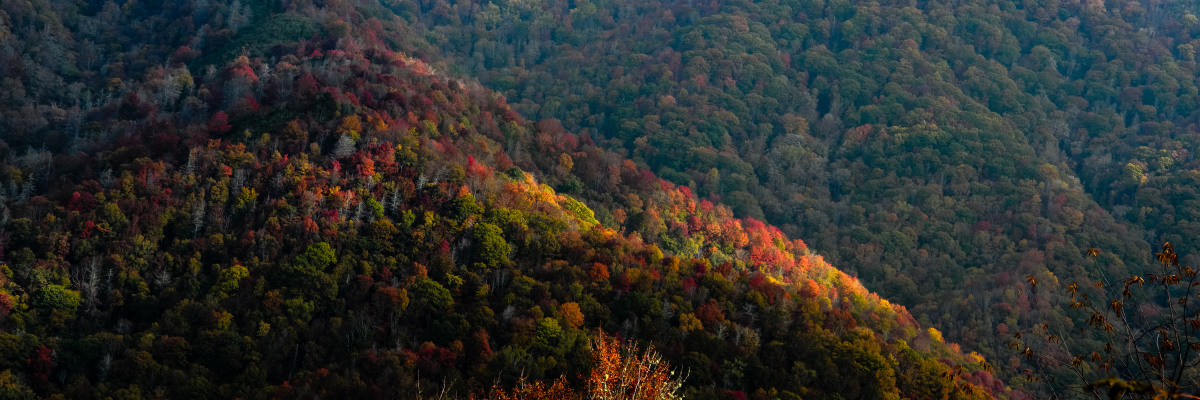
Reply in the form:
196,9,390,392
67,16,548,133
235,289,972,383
0,0,1198,398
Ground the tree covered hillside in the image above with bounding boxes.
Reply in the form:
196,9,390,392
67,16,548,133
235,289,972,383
0,1,999,398
378,0,1200,386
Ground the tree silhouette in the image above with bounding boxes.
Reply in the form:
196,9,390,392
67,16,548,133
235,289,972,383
1015,243,1200,399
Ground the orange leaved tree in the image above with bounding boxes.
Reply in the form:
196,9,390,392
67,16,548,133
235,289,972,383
585,331,683,400
486,376,578,400
484,330,684,399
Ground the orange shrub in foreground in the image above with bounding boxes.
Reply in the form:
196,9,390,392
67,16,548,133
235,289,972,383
483,331,683,400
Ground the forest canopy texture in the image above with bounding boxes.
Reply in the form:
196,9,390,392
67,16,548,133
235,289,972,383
0,0,1197,398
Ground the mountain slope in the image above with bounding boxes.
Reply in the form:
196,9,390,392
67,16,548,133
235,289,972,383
0,2,999,398
373,0,1200,384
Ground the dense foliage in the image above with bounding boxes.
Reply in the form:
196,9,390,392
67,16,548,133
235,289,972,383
374,0,1200,389
0,1,1000,398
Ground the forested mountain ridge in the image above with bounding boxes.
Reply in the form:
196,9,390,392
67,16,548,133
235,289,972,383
0,0,1001,398
377,0,1200,388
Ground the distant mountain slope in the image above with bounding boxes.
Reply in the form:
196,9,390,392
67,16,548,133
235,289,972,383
0,1,999,398
372,0,1200,386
